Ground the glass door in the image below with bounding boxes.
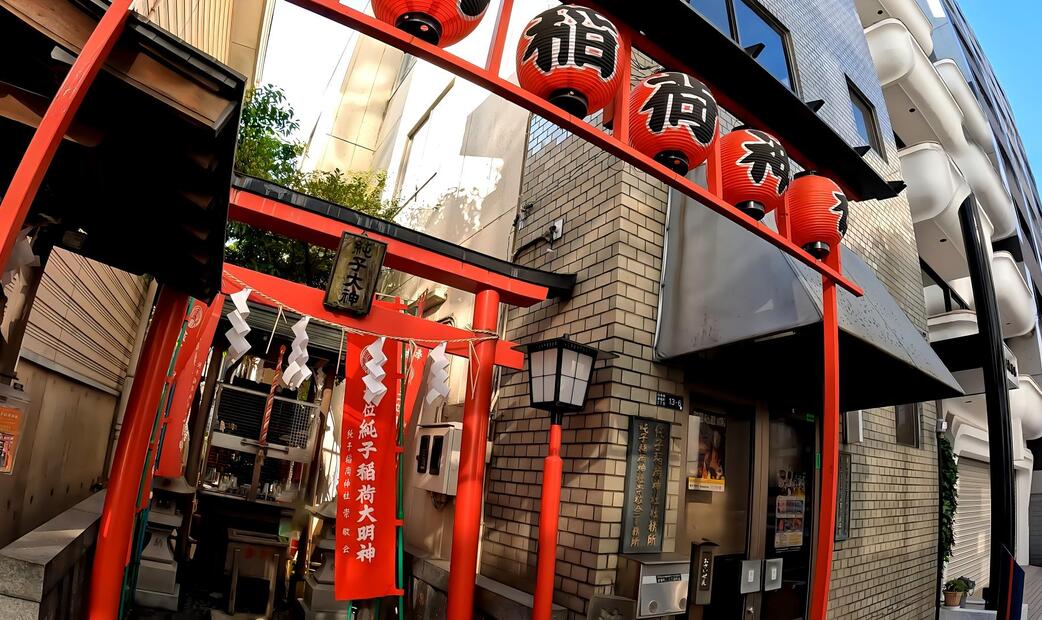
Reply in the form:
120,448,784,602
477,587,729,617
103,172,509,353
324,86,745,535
760,411,816,620
682,401,817,620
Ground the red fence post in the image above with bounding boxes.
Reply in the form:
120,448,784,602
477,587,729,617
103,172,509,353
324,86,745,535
446,289,500,618
0,0,133,270
89,286,190,620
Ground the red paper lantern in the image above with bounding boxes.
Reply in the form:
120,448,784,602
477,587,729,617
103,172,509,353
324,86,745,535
516,5,625,118
719,126,790,220
628,72,719,175
785,171,849,259
372,0,491,47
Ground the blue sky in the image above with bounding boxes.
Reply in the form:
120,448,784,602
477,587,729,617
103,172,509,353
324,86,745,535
958,0,1042,192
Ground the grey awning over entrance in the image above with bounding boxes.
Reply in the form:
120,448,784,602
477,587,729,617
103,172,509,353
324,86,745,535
657,190,963,411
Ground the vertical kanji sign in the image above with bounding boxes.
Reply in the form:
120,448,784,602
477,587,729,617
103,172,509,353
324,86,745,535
155,294,225,478
336,334,402,600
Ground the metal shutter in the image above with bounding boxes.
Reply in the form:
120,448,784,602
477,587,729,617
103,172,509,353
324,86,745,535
946,458,991,589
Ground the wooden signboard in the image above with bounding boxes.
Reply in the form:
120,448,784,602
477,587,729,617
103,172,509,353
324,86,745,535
324,232,387,316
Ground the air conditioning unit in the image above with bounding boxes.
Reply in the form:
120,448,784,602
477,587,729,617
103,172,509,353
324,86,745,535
413,423,462,495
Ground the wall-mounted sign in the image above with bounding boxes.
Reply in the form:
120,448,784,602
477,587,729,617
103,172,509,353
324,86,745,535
656,392,684,411
688,413,726,492
0,405,24,475
324,232,387,316
1004,343,1019,390
621,417,670,553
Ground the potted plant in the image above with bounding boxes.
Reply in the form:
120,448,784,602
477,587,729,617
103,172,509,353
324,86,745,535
942,577,975,607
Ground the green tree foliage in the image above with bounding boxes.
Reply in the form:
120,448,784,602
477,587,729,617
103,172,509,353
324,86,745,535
939,436,958,565
226,85,400,287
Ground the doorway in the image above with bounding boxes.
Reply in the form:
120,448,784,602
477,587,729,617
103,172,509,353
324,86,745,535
682,398,817,620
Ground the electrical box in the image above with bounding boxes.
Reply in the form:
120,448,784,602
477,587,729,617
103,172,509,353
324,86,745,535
414,423,462,495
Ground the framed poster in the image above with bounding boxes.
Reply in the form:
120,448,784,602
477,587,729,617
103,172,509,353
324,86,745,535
688,413,726,492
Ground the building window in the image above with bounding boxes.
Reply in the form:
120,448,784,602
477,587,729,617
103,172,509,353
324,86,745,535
835,451,851,541
895,403,922,447
687,0,796,91
847,80,884,158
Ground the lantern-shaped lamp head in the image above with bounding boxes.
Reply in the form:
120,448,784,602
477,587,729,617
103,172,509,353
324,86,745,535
516,338,613,424
629,72,719,175
719,126,791,220
785,171,849,259
372,0,491,47
516,5,625,119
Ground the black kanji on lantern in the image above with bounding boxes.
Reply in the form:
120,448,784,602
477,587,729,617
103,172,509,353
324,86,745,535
640,73,717,145
738,130,790,193
522,6,618,79
831,191,849,235
459,0,490,18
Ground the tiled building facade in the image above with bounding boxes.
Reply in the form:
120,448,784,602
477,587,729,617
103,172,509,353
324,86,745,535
482,1,943,618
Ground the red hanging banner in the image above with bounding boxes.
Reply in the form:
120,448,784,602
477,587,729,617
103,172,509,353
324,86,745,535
155,294,224,478
336,334,403,600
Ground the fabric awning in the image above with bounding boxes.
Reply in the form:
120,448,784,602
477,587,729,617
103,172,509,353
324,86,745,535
657,188,963,411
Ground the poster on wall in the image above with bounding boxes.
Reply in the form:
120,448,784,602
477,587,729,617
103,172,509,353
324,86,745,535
335,335,403,600
688,413,726,492
774,468,807,550
0,405,23,475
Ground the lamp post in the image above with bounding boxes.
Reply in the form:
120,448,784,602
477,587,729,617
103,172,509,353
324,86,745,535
517,338,613,620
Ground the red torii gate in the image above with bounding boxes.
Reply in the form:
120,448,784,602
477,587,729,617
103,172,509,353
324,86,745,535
0,1,867,619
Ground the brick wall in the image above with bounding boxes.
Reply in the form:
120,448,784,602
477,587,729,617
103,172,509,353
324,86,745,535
480,1,940,618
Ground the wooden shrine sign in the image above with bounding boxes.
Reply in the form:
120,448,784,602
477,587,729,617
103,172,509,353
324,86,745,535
325,231,387,317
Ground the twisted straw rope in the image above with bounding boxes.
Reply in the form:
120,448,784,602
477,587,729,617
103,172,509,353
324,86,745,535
222,269,499,345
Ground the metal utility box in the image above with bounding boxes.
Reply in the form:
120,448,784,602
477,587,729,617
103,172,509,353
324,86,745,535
617,553,690,618
414,422,462,495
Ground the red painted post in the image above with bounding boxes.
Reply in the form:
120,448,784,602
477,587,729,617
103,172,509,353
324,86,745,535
484,0,514,74
446,289,500,619
532,421,563,620
809,252,842,620
90,286,190,620
0,0,133,271
611,28,632,146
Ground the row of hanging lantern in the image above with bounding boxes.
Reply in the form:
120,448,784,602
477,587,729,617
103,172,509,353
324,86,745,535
370,2,848,258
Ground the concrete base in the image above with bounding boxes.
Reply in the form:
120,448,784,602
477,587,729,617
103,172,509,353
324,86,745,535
298,597,352,619
303,574,342,612
134,582,180,611
939,603,1029,619
137,558,177,594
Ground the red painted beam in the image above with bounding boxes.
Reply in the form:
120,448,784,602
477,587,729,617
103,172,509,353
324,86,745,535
0,0,134,278
222,264,523,370
228,188,553,307
284,0,863,297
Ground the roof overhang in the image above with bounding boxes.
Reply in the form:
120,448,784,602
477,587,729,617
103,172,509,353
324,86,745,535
657,189,962,410
0,0,245,300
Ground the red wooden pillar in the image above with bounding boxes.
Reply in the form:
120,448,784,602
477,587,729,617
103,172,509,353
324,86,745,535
89,286,190,620
446,289,500,618
809,252,842,620
532,421,563,620
484,0,514,74
0,0,133,270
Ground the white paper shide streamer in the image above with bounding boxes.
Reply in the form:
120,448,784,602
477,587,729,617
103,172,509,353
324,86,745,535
362,337,388,406
425,342,450,406
2,228,40,286
225,288,253,364
281,316,312,389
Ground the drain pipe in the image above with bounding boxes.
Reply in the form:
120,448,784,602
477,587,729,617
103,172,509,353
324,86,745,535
958,196,1016,610
105,278,158,476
